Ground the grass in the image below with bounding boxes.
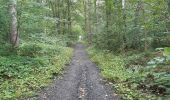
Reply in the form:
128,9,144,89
87,47,170,100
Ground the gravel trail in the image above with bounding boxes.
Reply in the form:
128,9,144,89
37,43,120,100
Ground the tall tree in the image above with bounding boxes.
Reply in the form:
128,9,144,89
166,0,170,32
67,0,71,35
9,0,19,47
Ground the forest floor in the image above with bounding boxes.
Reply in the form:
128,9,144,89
35,43,120,100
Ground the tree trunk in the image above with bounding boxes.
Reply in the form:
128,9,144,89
84,0,88,33
57,0,61,34
166,0,170,32
167,0,170,14
94,0,97,33
133,1,142,50
67,0,71,35
122,0,126,52
87,0,93,45
9,0,19,47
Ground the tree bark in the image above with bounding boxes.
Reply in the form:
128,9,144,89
122,0,126,52
166,0,170,32
67,0,71,35
9,0,19,47
84,0,88,33
94,0,97,33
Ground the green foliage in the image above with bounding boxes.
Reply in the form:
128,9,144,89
0,43,15,56
0,1,75,99
164,47,170,60
0,0,77,99
164,47,170,54
0,35,73,99
0,0,9,43
0,15,72,100
88,47,170,99
71,24,84,41
89,0,170,52
18,43,42,57
88,47,136,82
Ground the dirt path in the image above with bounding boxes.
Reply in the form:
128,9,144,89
37,44,120,100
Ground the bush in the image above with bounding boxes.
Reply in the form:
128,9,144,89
88,47,170,99
0,47,73,100
18,42,42,57
0,35,74,99
0,43,19,56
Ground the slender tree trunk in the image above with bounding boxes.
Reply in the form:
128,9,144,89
141,1,147,51
84,0,87,33
94,0,97,33
105,0,113,49
9,0,19,47
63,9,66,34
134,1,141,50
57,0,61,34
60,0,64,34
67,0,71,35
166,0,170,32
105,0,111,34
87,0,93,45
167,0,170,14
122,0,126,52
87,0,92,34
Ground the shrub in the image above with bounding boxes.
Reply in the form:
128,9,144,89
18,42,42,57
88,47,170,99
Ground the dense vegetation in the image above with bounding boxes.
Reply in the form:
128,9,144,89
0,0,78,99
86,0,170,99
0,0,170,99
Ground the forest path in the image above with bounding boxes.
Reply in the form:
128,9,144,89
37,43,120,100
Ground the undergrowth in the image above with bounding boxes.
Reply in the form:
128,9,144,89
0,35,73,100
88,47,170,100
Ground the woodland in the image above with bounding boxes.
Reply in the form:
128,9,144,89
0,0,170,99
